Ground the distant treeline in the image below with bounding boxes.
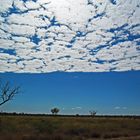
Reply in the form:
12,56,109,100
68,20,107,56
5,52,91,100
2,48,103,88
0,112,140,119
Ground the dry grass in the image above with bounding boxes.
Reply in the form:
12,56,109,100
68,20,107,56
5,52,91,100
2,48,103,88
0,115,140,140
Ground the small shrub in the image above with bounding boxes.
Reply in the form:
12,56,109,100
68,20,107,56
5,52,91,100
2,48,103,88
66,128,89,136
52,135,64,140
22,135,38,140
111,133,122,138
103,134,112,139
91,132,101,138
103,133,122,139
89,110,97,117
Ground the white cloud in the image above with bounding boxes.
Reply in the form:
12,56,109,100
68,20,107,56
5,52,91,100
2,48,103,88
0,0,13,12
114,106,127,110
122,107,127,110
0,0,140,73
72,107,82,110
114,106,121,110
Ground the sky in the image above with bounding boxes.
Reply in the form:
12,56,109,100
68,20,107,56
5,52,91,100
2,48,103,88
0,0,140,72
0,0,140,115
0,71,140,115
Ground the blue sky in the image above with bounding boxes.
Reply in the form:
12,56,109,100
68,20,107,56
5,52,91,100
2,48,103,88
0,71,140,115
0,0,140,73
0,0,140,115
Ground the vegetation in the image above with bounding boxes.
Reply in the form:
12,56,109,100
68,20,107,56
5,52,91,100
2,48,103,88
51,107,60,115
0,80,20,106
0,115,140,140
89,110,97,117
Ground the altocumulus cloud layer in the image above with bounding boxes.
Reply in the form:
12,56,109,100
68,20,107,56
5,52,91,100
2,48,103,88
0,0,140,73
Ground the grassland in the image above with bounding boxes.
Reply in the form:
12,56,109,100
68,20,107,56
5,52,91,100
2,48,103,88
0,115,140,140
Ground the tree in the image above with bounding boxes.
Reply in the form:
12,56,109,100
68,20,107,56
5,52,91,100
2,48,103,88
51,107,59,115
89,110,97,117
0,81,20,106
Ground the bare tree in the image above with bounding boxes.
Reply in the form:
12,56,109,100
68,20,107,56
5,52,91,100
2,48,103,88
89,110,97,117
0,81,20,106
51,107,60,115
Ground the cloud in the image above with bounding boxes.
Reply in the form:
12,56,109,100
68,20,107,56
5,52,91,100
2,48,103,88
114,106,120,110
114,106,127,110
72,107,82,110
122,107,127,110
0,0,140,73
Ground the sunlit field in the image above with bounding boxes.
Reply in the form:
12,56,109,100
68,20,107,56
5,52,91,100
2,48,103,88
0,115,140,140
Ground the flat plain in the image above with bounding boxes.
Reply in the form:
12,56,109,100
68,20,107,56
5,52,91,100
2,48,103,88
0,115,140,140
